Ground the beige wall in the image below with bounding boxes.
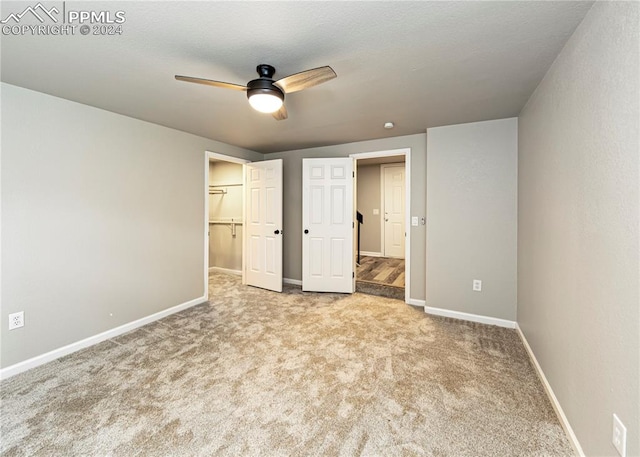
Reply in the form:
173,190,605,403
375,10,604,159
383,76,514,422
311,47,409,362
426,118,518,321
208,161,243,271
0,83,260,369
269,134,426,301
356,164,382,254
518,2,639,455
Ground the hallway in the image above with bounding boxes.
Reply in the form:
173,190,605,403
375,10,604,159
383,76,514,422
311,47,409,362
356,256,405,300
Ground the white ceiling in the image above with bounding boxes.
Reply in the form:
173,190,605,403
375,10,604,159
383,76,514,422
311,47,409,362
0,1,593,153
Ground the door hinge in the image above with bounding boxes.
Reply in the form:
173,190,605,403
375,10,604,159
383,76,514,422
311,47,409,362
352,221,354,228
352,272,355,278
352,171,355,178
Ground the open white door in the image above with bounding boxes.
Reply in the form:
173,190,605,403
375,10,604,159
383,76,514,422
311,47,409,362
245,159,283,292
382,164,406,258
302,158,354,293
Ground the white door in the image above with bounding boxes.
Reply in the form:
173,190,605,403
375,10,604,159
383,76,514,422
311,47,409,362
245,159,283,292
382,164,405,258
302,158,354,293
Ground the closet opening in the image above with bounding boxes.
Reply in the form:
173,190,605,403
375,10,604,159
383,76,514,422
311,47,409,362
205,152,249,292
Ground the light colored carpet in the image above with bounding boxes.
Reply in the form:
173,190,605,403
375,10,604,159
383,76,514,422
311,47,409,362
1,272,574,456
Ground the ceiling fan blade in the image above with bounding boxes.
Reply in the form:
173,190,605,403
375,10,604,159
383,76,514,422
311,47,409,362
274,66,336,94
174,75,247,91
272,104,288,121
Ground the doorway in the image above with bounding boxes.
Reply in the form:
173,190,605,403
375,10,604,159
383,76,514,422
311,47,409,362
204,152,249,293
351,149,410,302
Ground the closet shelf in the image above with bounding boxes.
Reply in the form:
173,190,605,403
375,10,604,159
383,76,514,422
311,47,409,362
209,220,243,225
209,219,242,237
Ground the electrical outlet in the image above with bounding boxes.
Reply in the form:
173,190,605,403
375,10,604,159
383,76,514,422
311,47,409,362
8,311,24,330
473,279,482,292
613,414,626,457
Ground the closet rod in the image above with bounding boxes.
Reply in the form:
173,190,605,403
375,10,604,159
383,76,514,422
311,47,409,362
209,183,243,187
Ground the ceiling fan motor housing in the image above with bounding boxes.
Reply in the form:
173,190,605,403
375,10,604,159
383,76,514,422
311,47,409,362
246,77,284,103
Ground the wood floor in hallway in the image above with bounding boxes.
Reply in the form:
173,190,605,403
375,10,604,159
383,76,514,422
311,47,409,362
356,255,405,288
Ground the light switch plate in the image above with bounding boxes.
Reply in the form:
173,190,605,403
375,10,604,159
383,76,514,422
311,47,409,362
411,217,419,226
373,209,379,215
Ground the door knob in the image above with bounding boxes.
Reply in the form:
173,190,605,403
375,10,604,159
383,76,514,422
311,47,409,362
304,229,309,234
274,230,280,235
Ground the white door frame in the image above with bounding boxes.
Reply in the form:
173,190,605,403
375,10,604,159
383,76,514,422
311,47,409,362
204,151,250,301
350,148,411,304
380,163,406,258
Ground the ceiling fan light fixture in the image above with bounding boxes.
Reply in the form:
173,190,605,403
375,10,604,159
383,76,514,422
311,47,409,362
248,92,283,113
247,77,284,114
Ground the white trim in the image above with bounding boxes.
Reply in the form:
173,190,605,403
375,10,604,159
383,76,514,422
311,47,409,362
283,277,302,286
204,153,209,300
380,164,386,258
516,324,585,456
350,149,408,160
351,148,411,305
407,298,426,307
206,151,251,165
205,151,250,294
360,251,382,257
353,163,357,293
423,305,516,328
0,295,207,380
242,163,247,285
208,266,242,276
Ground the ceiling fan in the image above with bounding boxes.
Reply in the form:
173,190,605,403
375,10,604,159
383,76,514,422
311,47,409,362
175,64,337,121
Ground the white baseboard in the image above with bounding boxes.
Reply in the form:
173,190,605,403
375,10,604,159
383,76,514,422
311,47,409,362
423,305,516,328
407,298,426,307
360,251,382,257
0,295,207,380
516,324,584,456
209,266,241,276
283,277,302,286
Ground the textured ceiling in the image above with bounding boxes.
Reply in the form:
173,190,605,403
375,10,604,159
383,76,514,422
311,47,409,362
0,1,593,153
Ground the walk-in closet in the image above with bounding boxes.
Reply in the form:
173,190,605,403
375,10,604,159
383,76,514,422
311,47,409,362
209,159,243,274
